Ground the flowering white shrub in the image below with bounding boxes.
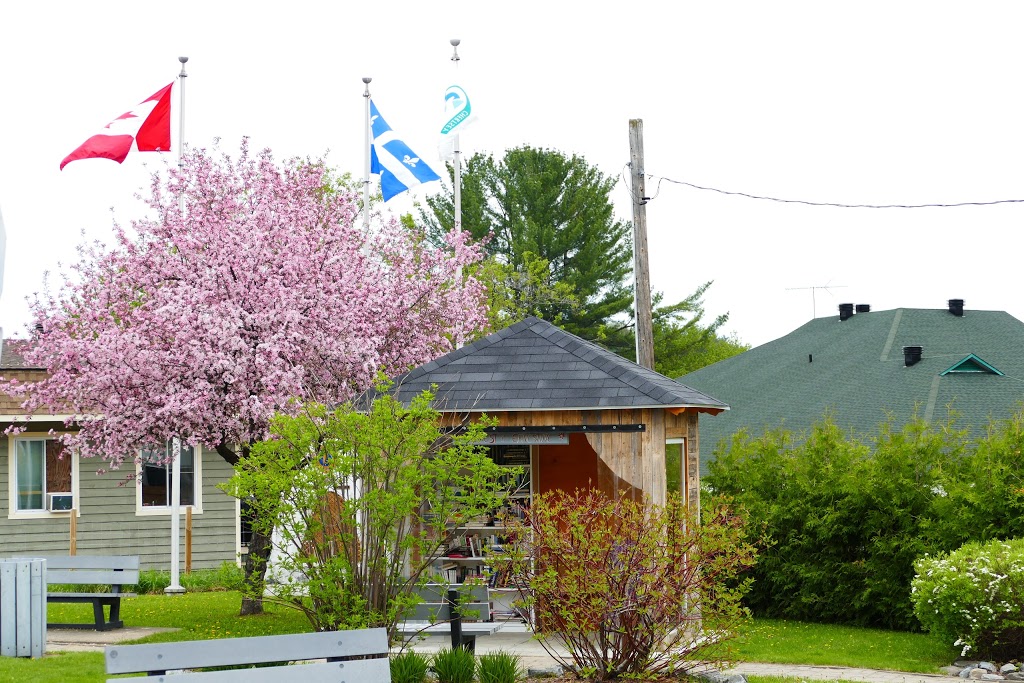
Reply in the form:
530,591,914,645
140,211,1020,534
912,538,1024,660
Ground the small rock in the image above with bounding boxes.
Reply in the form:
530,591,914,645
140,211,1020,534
958,661,983,669
695,671,748,683
1002,665,1019,674
942,666,965,676
963,669,979,679
526,665,564,678
981,675,1005,681
971,669,988,680
1004,674,1024,681
982,663,999,673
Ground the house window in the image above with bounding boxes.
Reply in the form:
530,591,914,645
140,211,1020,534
8,435,76,516
138,441,197,508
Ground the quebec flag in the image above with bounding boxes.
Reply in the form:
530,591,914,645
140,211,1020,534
369,101,441,201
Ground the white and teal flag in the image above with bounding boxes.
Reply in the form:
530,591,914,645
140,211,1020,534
369,101,441,202
439,85,476,162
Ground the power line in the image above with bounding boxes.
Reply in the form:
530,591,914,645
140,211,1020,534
644,174,1024,209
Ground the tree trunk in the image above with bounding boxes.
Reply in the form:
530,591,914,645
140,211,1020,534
215,442,273,617
241,516,273,616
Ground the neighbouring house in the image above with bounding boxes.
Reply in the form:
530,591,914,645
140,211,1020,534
679,300,1024,472
382,316,729,512
0,338,243,570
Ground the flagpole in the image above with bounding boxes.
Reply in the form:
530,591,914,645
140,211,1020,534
362,77,372,230
449,40,464,348
449,40,462,234
166,55,188,597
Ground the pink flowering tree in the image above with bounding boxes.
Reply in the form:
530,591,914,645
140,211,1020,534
2,140,487,614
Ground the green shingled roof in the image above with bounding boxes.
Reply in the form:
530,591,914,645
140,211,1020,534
678,307,1024,472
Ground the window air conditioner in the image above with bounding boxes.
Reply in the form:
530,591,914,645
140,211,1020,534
47,493,74,511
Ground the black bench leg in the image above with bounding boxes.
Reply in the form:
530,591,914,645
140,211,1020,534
461,635,477,654
107,598,123,630
447,589,466,651
92,600,107,630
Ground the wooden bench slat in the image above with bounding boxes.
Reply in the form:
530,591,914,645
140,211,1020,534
47,569,139,585
109,657,391,683
105,628,390,674
34,555,140,571
413,584,489,603
47,593,136,600
405,601,490,621
396,621,503,635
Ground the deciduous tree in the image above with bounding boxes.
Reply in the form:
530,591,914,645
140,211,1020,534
1,140,486,615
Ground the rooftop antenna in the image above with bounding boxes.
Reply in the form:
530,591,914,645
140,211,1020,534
786,282,847,319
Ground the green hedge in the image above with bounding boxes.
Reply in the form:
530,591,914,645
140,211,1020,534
707,410,1024,630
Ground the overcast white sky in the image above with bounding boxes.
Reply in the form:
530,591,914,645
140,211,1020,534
2,2,1023,349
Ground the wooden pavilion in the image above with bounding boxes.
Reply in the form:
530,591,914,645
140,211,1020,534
387,317,728,510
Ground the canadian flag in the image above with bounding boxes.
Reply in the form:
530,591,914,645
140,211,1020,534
60,83,174,170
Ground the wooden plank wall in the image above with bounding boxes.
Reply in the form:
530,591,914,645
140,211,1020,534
457,408,706,509
0,440,239,570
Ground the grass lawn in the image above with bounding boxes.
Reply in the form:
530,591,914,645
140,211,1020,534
0,593,958,681
734,618,958,673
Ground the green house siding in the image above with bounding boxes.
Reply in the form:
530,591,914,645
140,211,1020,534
0,439,238,570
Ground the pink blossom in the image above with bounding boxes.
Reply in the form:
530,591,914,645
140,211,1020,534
2,140,487,466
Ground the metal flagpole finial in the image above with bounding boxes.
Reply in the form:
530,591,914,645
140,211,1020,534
362,77,371,98
178,56,188,77
450,39,460,62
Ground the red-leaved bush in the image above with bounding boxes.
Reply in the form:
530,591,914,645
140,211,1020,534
504,490,756,680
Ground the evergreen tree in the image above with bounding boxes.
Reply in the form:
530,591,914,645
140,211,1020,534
424,145,632,341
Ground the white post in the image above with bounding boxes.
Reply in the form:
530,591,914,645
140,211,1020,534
362,77,372,231
166,55,188,596
166,437,185,594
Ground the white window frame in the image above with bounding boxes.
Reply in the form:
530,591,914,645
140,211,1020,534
135,442,204,516
7,433,80,520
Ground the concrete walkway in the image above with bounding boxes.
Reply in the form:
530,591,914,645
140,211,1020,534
47,625,953,683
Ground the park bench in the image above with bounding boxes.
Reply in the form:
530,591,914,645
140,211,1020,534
104,627,391,682
30,554,139,631
395,583,505,652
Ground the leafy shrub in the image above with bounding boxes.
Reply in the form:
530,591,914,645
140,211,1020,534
134,570,170,594
182,562,244,592
504,490,757,680
477,649,522,683
707,414,969,630
708,409,1024,631
912,538,1024,660
391,650,430,683
432,646,476,683
227,387,508,636
125,563,244,594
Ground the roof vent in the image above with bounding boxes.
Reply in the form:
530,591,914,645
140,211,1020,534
948,299,964,317
838,303,854,321
855,304,871,313
903,346,923,367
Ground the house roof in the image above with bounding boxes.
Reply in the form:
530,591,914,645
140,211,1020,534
0,338,40,370
678,306,1024,469
383,316,728,413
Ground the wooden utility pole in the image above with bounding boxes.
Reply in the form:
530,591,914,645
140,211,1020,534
629,119,655,370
